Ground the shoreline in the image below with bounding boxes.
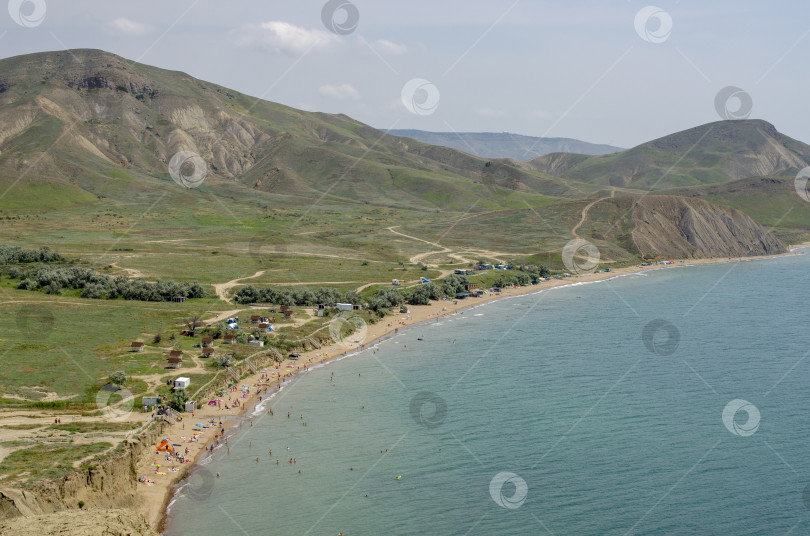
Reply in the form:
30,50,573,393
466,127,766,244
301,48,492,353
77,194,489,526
145,248,806,532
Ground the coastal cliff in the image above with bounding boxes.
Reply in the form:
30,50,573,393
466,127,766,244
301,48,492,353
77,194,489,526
629,195,786,259
0,420,170,532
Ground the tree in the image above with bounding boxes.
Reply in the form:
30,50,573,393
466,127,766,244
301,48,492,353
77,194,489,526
17,278,37,290
81,283,107,299
234,285,259,304
170,389,189,412
210,323,225,339
441,274,468,295
513,273,530,286
188,281,206,299
184,316,203,331
409,282,441,305
109,370,127,386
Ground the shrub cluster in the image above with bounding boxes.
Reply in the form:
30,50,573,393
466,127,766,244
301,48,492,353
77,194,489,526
233,285,350,306
0,245,63,264
10,265,205,301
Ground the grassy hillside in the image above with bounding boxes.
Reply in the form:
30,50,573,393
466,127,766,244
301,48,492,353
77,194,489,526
526,120,810,191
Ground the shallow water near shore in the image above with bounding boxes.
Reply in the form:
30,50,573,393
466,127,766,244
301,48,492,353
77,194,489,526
164,251,810,535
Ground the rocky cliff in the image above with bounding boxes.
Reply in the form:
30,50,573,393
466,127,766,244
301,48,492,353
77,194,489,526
628,196,786,258
0,420,170,530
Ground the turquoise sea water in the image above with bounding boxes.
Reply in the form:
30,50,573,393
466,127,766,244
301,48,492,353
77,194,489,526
164,251,810,535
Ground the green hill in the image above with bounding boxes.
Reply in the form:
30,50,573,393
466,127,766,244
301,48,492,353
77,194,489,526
0,49,577,215
526,120,810,191
0,49,799,275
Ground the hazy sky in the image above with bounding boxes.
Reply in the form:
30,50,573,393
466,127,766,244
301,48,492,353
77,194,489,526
2,0,807,148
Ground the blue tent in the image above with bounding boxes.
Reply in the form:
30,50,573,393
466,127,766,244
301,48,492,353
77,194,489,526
421,277,430,283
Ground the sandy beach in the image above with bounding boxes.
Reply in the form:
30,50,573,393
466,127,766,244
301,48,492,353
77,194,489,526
139,249,804,530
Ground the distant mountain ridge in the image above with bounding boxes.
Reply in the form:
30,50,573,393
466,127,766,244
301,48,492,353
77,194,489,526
386,129,623,160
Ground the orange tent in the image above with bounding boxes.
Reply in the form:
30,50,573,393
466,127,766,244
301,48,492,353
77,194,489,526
156,439,173,453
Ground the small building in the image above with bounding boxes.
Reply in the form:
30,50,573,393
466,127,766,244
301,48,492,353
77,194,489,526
249,340,265,347
173,377,190,390
464,283,479,292
258,322,271,332
202,347,215,357
250,315,261,324
130,341,145,352
172,296,186,303
167,356,183,369
223,334,235,344
201,337,213,348
169,349,184,359
142,396,160,406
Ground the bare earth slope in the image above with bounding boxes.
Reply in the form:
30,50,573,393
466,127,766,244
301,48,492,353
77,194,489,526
0,508,158,536
629,196,786,258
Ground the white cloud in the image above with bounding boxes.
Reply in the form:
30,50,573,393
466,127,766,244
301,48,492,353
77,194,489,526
371,39,408,55
103,17,155,36
319,84,359,100
234,21,338,55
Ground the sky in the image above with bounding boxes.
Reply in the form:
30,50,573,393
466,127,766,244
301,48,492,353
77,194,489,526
1,0,808,148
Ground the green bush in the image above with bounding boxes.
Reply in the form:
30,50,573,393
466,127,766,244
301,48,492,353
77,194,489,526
170,390,188,412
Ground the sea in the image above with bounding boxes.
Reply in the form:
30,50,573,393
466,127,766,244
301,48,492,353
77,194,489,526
164,250,810,536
